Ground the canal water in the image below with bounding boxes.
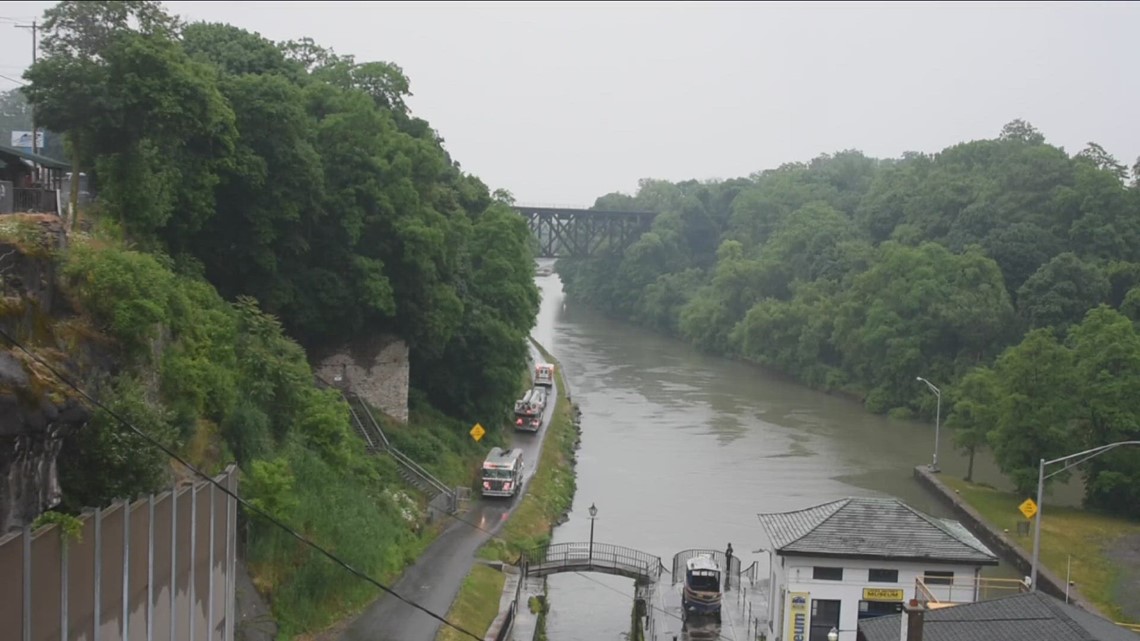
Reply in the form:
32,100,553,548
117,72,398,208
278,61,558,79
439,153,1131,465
530,266,1041,641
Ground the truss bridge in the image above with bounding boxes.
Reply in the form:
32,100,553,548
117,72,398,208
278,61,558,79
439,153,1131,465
513,204,657,258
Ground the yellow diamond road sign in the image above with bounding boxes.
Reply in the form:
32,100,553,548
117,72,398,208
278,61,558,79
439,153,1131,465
470,423,485,442
1019,498,1038,520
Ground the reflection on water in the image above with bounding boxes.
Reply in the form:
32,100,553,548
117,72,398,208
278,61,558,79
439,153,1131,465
531,270,1068,640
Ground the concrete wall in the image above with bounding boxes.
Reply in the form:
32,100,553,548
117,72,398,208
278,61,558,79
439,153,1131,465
313,334,410,424
913,466,1102,616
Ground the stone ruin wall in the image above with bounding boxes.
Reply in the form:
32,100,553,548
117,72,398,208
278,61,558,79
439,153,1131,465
313,334,410,424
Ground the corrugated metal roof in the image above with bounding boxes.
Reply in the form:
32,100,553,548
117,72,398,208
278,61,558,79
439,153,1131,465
858,592,1140,641
757,497,998,564
0,143,70,171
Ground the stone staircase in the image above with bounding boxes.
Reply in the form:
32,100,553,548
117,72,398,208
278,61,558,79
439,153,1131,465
315,375,460,515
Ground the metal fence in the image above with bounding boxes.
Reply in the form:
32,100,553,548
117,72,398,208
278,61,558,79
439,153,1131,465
13,187,59,215
0,465,239,641
486,566,524,641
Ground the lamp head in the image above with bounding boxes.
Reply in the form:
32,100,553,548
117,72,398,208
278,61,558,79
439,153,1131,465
588,503,597,518
828,627,839,641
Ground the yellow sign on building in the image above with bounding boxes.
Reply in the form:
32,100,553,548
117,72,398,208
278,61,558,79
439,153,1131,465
785,592,811,641
863,588,905,602
1019,498,1038,520
470,423,485,442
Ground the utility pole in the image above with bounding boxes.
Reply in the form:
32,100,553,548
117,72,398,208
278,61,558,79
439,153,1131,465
15,20,38,154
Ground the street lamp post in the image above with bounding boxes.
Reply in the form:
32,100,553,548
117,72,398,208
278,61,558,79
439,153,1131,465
588,503,598,566
1030,440,1140,590
916,376,941,472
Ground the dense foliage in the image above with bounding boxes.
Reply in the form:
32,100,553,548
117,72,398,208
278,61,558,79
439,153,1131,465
14,0,541,634
21,1,540,424
52,227,488,634
558,120,1140,517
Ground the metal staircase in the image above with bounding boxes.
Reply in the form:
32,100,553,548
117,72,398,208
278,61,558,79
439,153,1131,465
315,375,460,515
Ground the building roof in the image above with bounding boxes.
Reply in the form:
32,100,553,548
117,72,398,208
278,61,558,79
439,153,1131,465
0,144,71,171
858,592,1140,641
687,555,721,573
757,497,998,565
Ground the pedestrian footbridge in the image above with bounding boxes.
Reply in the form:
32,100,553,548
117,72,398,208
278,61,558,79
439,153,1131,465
521,542,665,582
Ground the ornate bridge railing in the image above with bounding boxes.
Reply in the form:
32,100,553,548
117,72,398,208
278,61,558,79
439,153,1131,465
522,542,664,582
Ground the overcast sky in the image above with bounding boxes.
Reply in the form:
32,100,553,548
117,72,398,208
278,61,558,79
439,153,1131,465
1,1,1137,205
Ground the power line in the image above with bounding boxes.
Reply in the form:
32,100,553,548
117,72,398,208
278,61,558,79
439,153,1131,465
0,73,27,86
0,327,486,641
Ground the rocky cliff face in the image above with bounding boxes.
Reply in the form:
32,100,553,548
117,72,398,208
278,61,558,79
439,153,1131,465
0,215,92,533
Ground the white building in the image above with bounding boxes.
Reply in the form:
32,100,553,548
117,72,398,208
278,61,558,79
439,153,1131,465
758,497,999,641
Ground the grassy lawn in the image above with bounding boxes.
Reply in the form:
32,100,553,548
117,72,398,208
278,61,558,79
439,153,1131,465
940,475,1140,623
436,564,507,641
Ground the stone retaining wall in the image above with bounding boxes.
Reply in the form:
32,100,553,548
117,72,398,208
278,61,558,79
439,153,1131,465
913,466,1102,616
313,334,409,423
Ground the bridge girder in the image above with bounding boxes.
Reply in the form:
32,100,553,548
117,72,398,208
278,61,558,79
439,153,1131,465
512,206,656,259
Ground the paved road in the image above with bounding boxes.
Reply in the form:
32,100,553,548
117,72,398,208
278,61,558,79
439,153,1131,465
340,343,557,641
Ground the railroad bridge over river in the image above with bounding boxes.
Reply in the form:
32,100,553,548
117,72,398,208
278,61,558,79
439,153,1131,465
512,204,657,258
516,543,765,641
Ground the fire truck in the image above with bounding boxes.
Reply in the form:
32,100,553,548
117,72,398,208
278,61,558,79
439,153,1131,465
481,447,524,498
534,363,555,387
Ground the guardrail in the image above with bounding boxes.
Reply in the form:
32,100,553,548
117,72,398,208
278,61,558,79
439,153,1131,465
523,542,663,582
672,548,743,589
914,575,1029,606
740,560,760,586
487,566,525,641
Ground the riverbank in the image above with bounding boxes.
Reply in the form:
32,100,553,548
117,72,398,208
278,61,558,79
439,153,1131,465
438,338,582,641
915,467,1140,623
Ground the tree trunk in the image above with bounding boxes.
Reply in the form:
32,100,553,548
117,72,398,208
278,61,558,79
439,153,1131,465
965,446,976,483
69,147,80,231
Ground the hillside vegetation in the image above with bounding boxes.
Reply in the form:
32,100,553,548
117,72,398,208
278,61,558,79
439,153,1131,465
10,0,541,636
559,121,1140,517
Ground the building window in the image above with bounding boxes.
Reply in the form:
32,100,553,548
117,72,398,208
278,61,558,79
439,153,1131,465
923,571,954,585
813,566,844,581
868,568,898,583
859,600,904,620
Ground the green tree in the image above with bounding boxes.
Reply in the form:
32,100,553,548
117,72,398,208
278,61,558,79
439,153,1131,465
946,367,1000,482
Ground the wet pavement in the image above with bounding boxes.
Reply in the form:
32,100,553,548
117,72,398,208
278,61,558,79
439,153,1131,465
338,343,557,641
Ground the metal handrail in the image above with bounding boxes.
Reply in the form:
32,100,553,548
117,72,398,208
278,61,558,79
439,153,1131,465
523,542,663,581
345,405,376,451
349,392,392,450
316,375,453,502
913,575,1029,605
389,446,452,498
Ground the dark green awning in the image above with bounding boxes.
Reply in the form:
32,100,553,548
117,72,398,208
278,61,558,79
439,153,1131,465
0,143,70,171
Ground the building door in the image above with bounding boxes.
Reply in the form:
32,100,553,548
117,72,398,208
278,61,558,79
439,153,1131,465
809,599,840,641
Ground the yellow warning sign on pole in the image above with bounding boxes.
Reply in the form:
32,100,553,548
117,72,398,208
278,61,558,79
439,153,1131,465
1019,498,1038,520
470,423,486,442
